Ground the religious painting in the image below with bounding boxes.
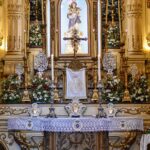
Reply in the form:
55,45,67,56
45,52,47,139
60,0,88,55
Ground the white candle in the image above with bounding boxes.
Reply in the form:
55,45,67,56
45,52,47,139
98,0,102,57
51,54,54,81
98,54,101,81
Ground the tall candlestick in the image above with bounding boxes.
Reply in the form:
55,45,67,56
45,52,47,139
98,54,101,81
98,0,102,62
51,54,54,81
24,30,27,58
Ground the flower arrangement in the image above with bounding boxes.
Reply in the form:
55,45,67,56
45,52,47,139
128,74,150,103
0,75,22,104
29,21,42,47
31,75,51,103
107,24,120,48
102,75,124,103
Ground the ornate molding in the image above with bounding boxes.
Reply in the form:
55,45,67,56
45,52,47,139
0,133,14,146
8,4,22,12
0,107,28,116
57,132,96,150
109,132,137,149
119,106,150,115
13,132,43,149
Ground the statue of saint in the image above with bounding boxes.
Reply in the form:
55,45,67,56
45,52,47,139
67,1,81,30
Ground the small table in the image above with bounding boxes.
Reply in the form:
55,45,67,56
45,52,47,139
8,117,143,150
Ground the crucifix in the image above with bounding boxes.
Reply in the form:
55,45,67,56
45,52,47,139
63,29,87,58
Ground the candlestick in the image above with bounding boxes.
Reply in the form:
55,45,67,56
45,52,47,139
98,0,102,58
28,2,30,43
98,54,101,81
24,30,27,58
51,54,54,81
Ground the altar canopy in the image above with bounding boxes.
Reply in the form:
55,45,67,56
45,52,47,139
66,68,86,99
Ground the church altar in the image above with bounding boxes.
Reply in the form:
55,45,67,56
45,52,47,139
8,116,143,150
1,0,150,149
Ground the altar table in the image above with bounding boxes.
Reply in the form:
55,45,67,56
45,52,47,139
8,117,143,150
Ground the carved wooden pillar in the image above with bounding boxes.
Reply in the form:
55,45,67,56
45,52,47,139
125,0,146,74
3,0,27,75
44,132,56,150
126,0,143,55
7,0,24,54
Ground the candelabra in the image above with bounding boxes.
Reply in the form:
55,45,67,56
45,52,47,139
96,81,106,118
53,69,60,102
122,57,131,102
47,81,57,118
91,63,99,102
22,32,30,102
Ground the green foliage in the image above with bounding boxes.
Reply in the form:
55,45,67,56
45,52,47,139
102,75,124,103
0,75,22,104
31,75,51,103
128,74,150,103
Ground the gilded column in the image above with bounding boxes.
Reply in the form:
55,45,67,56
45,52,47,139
126,0,143,55
7,0,24,54
3,0,27,75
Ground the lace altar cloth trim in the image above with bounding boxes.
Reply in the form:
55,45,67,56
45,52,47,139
8,117,143,132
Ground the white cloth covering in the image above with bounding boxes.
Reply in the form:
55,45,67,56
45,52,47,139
66,68,86,99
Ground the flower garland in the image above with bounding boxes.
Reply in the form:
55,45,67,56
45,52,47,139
31,75,50,103
107,24,120,48
102,75,124,103
128,74,150,103
1,75,22,104
29,21,42,47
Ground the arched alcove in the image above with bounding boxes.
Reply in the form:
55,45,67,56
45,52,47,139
60,0,88,55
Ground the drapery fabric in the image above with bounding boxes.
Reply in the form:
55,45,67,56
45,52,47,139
66,68,86,99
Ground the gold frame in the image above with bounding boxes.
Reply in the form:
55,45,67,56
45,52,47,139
52,0,97,59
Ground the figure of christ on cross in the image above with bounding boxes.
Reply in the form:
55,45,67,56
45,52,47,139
63,28,87,57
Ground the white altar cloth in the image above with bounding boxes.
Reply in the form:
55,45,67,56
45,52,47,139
8,117,143,132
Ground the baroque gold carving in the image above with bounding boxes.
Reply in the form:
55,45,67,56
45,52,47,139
8,4,22,12
0,107,28,116
109,132,137,149
13,132,43,149
119,106,150,115
0,133,14,146
50,1,55,41
68,59,83,71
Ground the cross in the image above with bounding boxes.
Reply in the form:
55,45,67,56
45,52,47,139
63,29,87,58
